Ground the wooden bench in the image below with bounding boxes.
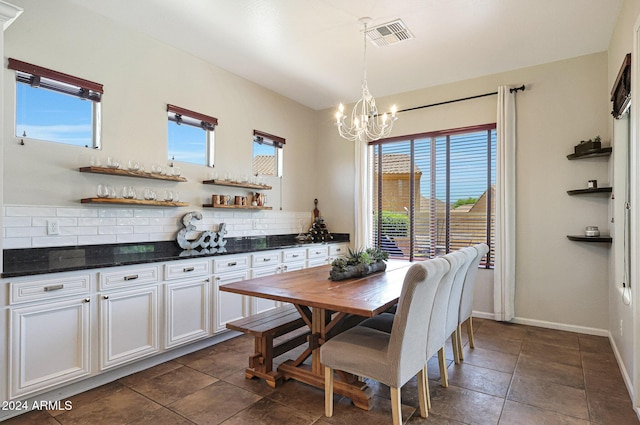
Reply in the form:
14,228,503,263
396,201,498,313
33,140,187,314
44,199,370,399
226,305,309,388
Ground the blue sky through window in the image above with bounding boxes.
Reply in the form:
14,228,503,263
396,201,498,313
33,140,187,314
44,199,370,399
167,121,207,165
16,84,93,147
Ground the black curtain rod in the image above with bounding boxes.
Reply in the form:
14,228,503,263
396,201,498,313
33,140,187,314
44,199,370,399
396,84,525,114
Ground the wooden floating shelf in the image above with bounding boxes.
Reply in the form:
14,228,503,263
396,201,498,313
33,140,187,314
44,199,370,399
202,204,272,210
80,166,187,182
81,198,189,207
566,187,612,195
566,147,612,160
566,235,612,243
202,179,272,190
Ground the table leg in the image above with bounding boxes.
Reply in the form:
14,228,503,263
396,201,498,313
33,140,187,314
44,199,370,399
277,306,374,410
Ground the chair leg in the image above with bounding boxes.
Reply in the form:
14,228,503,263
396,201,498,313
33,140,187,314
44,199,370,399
423,366,431,409
452,329,461,364
467,317,475,349
390,386,402,425
324,366,334,417
438,347,448,387
457,324,465,361
417,368,429,418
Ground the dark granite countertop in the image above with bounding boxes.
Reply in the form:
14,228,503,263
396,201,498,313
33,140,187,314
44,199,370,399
2,233,349,278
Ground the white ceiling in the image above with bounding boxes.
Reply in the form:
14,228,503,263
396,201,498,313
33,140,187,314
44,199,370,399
68,0,622,110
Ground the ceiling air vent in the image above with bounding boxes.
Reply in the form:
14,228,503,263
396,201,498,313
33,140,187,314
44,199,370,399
366,19,413,47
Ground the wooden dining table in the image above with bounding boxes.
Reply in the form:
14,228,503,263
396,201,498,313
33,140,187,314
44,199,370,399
219,259,413,410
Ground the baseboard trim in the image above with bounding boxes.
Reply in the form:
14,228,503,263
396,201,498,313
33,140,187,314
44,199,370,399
607,331,636,408
471,310,608,337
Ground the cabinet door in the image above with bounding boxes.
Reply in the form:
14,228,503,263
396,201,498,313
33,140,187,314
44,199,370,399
165,278,210,348
213,270,250,333
10,297,91,398
100,286,159,370
250,267,282,314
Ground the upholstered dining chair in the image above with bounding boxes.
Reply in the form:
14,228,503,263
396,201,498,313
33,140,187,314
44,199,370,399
457,243,490,360
321,258,450,425
357,250,467,400
444,247,477,364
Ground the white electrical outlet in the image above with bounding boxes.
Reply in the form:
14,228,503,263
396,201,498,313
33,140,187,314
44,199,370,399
620,319,624,337
47,219,59,235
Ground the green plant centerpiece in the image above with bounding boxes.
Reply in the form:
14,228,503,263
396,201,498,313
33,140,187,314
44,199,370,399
329,247,389,281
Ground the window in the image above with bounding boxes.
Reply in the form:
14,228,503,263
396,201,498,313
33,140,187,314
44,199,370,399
252,130,284,177
167,104,217,167
9,58,103,148
370,124,496,267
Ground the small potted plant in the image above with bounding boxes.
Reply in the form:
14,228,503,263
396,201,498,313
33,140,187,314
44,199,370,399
329,247,389,281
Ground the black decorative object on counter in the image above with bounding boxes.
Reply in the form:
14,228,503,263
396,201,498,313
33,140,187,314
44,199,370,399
309,217,333,242
329,247,388,281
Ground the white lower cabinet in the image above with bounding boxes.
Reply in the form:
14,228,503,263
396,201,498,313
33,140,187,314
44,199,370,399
213,269,251,333
164,278,211,348
4,242,349,402
99,286,160,370
9,297,91,398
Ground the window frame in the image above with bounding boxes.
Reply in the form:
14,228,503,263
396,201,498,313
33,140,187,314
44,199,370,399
253,130,285,177
8,58,103,149
167,104,218,167
369,123,496,268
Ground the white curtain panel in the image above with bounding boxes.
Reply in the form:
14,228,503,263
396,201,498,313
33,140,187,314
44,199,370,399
494,86,517,321
354,137,371,249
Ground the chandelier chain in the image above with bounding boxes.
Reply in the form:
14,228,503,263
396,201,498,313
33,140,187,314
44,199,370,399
335,18,397,142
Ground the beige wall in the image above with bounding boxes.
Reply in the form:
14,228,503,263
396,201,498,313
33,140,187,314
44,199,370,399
317,52,611,330
3,0,318,214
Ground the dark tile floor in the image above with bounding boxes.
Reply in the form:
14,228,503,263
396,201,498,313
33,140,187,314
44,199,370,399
5,318,640,424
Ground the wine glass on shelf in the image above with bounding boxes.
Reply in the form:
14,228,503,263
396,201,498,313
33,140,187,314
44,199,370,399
96,184,109,198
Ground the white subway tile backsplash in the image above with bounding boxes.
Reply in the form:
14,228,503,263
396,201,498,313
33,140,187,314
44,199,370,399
61,226,98,236
78,235,117,245
98,225,134,235
98,208,120,218
3,217,31,227
133,225,164,234
3,237,32,249
32,236,78,247
117,217,149,226
6,227,47,238
6,206,56,217
116,233,150,243
134,209,166,218
78,217,117,227
3,205,317,249
57,207,98,218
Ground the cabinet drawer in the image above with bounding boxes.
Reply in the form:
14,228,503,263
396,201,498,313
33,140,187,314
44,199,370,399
100,266,160,291
164,260,210,281
329,243,348,257
307,246,329,259
283,248,307,263
10,273,92,305
212,254,250,273
251,251,282,267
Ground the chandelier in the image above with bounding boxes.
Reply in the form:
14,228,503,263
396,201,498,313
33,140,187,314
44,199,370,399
335,17,397,142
